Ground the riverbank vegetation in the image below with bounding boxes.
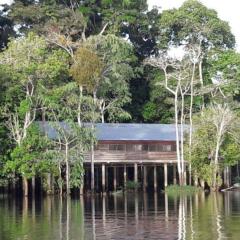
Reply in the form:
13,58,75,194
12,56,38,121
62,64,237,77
164,185,201,196
125,181,140,191
1,0,240,195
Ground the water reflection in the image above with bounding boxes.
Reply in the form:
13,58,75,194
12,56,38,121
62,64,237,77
91,197,96,240
1,192,240,239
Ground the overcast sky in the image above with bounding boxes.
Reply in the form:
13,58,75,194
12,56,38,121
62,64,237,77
1,0,240,51
0,0,13,5
148,0,240,51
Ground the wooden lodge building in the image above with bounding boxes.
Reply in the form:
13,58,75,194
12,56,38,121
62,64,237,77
40,122,233,192
40,122,185,192
84,123,181,192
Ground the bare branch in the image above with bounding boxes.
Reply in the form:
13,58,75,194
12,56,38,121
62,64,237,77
99,23,109,35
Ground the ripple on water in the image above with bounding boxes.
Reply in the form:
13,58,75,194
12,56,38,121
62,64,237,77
1,192,240,240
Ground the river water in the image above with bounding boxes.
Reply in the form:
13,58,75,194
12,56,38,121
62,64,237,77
0,191,240,240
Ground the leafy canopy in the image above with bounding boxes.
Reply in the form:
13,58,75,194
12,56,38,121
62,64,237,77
70,47,104,92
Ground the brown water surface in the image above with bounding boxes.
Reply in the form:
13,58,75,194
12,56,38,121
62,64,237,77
0,192,240,239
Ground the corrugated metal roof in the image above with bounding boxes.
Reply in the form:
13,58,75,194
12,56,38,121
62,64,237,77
38,122,186,141
95,123,178,141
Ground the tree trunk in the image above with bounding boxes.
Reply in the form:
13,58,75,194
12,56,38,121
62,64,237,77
198,60,205,111
180,89,185,185
174,91,183,185
189,164,192,186
77,86,83,127
212,122,224,191
90,91,97,193
194,172,198,187
189,62,196,148
23,177,28,197
32,176,35,195
212,140,221,191
90,141,95,193
80,185,84,195
12,172,16,194
200,179,205,189
188,63,196,186
58,162,63,196
101,110,104,123
237,161,240,177
46,173,52,195
51,175,55,194
65,143,70,195
199,60,203,86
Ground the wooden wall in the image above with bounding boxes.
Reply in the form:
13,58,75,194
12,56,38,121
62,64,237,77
84,141,177,163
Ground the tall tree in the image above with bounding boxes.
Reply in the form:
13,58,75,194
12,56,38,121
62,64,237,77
0,33,69,195
82,34,136,122
206,50,240,102
40,75,96,195
145,54,194,185
6,0,161,123
4,124,52,196
142,69,174,123
188,104,239,191
70,46,102,192
157,0,235,100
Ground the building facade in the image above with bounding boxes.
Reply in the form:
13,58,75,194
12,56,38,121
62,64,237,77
84,123,181,192
39,122,190,192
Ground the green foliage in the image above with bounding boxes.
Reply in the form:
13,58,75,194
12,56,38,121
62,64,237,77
142,102,158,122
2,0,160,123
156,0,236,115
234,176,240,184
70,47,104,92
1,0,240,195
70,158,84,188
1,33,47,83
221,138,240,166
164,185,201,195
85,34,137,64
125,180,140,190
186,105,239,189
4,124,52,179
198,164,222,188
0,124,11,166
79,34,137,122
44,116,94,191
37,49,70,87
158,0,235,50
18,99,31,118
207,50,240,99
142,70,174,123
8,0,86,37
1,32,70,109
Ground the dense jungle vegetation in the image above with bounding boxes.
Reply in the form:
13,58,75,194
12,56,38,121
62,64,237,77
1,0,240,195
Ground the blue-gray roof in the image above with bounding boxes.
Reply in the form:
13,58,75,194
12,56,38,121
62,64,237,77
95,123,179,141
38,122,187,141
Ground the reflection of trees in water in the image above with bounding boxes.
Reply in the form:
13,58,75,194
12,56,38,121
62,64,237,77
135,193,139,225
59,197,62,240
91,197,96,240
57,196,85,240
66,197,70,240
102,195,106,225
213,193,226,240
80,196,85,240
178,196,186,240
179,192,228,240
189,196,195,240
176,192,226,240
3,192,240,239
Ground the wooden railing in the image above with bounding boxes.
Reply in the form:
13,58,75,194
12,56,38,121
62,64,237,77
84,151,177,163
